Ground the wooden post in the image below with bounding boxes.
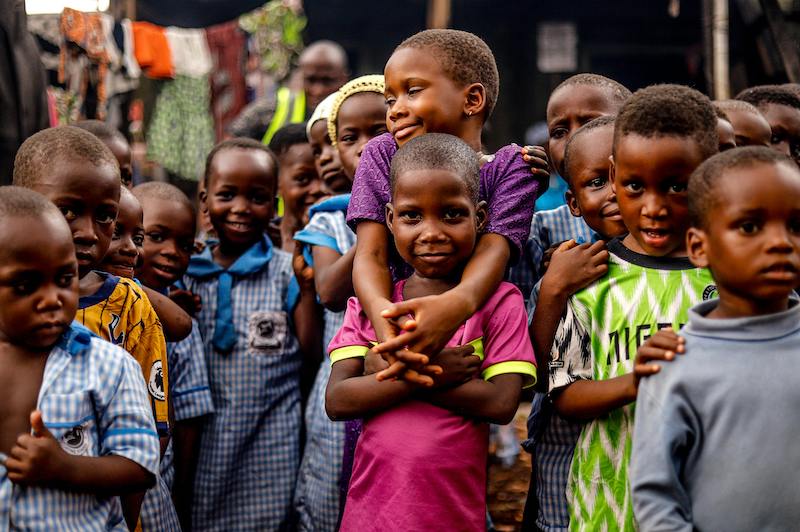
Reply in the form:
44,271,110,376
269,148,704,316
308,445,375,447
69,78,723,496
427,0,451,29
712,0,729,99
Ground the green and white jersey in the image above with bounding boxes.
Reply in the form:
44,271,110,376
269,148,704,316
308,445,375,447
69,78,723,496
547,239,716,531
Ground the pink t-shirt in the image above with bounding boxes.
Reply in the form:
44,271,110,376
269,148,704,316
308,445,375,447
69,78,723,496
329,281,537,531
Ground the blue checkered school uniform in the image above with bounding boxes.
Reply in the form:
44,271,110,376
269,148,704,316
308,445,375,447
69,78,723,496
507,205,595,306
140,320,214,531
522,282,585,531
184,235,301,531
0,323,160,530
293,194,354,531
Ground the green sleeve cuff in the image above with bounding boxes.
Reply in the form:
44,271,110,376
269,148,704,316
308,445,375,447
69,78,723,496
330,345,370,365
482,360,537,388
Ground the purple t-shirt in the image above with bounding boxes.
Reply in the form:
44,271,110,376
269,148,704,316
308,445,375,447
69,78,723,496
346,133,542,260
329,280,536,531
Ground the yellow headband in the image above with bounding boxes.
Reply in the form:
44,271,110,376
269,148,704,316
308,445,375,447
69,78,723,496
327,74,386,147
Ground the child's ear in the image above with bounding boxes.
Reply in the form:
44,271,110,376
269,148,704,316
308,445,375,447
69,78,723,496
199,187,209,215
686,226,710,269
475,200,488,232
609,154,617,194
464,83,487,118
385,203,396,235
565,188,582,218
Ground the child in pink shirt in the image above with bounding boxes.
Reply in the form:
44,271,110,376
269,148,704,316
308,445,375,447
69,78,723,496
326,133,536,531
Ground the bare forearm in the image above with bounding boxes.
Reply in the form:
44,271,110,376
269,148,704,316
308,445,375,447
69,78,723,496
61,454,153,494
530,283,570,388
553,375,636,420
353,223,394,341
144,286,192,342
314,246,356,312
293,286,324,365
450,233,510,315
326,372,416,420
426,375,522,425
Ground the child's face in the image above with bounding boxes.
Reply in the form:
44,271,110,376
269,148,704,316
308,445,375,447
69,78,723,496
205,148,276,250
761,103,800,164
309,119,350,193
612,134,704,257
384,47,469,147
725,109,771,147
386,169,485,279
138,199,196,291
106,136,133,188
29,161,120,279
688,162,800,315
716,118,737,152
277,143,325,221
335,92,388,179
565,126,627,239
100,190,144,279
0,213,78,351
547,85,620,176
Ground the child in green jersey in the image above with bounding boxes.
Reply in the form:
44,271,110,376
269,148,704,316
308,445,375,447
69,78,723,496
547,85,720,531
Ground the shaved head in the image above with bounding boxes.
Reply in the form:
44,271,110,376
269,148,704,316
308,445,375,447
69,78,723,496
299,40,349,111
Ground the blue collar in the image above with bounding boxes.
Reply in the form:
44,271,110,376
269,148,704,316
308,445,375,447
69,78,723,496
78,271,119,308
307,193,350,218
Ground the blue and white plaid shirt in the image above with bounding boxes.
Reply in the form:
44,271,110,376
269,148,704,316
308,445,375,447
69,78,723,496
507,205,595,305
184,247,301,531
0,323,160,530
140,320,214,531
294,203,354,531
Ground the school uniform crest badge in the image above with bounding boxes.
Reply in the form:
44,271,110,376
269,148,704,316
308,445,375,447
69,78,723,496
60,421,92,456
148,359,165,401
248,311,288,353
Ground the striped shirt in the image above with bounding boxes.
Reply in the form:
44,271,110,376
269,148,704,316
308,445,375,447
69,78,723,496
184,247,301,531
0,323,160,530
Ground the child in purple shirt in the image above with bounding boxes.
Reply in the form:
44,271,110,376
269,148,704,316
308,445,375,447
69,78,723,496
328,134,536,531
347,29,548,381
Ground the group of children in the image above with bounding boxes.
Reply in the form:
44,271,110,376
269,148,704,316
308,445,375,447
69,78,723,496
1,25,799,532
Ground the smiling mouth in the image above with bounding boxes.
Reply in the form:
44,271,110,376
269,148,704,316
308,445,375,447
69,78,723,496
602,209,622,219
152,263,178,277
392,123,420,141
226,221,253,232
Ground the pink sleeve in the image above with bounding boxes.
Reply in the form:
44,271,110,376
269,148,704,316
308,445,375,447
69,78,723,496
346,133,397,231
327,296,377,362
480,282,538,387
481,144,543,260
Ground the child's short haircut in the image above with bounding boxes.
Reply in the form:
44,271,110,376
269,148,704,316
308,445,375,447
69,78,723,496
268,123,309,159
735,85,800,112
203,137,277,186
133,181,195,215
12,126,120,187
711,104,731,122
396,29,499,118
0,186,62,221
614,84,718,160
73,119,126,143
688,146,794,228
562,115,616,185
390,133,480,202
551,73,632,106
714,99,764,117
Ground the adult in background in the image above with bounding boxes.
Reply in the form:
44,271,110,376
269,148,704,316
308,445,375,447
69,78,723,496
229,40,349,144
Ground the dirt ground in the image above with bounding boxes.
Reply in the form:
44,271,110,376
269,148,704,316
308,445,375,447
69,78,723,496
487,402,532,531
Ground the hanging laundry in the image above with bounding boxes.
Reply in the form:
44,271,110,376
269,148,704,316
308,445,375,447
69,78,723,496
119,19,142,79
205,20,247,140
165,27,213,78
132,21,174,79
147,74,215,180
59,8,110,119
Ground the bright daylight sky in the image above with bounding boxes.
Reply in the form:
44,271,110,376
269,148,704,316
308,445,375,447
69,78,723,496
25,0,109,14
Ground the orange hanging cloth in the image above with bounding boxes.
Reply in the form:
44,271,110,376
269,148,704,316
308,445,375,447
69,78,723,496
131,22,174,79
59,8,109,119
